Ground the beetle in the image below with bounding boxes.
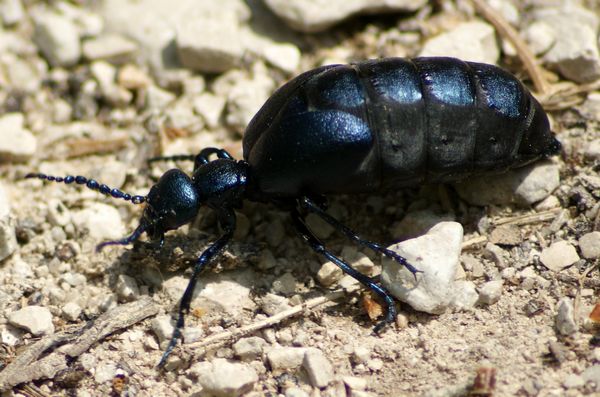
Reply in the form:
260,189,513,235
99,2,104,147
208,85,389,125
27,57,561,366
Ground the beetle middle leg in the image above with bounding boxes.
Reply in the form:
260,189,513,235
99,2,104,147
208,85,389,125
299,196,420,275
158,207,236,368
291,206,396,333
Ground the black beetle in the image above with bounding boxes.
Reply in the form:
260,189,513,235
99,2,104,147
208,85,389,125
27,57,561,366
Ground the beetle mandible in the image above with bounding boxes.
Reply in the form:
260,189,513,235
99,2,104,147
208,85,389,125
27,57,561,366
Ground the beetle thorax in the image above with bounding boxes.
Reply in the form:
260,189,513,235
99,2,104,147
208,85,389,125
192,158,249,209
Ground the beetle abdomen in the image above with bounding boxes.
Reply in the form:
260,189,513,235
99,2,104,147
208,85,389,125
243,57,560,196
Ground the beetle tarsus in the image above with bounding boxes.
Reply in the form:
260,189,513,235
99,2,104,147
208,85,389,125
291,206,396,331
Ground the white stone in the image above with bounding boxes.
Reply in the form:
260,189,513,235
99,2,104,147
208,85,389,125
455,161,560,206
193,93,226,129
115,274,140,302
0,113,37,162
556,298,578,335
263,0,426,33
151,315,174,345
381,222,463,314
73,202,125,241
233,336,267,360
303,349,334,388
189,358,258,397
33,9,81,67
533,6,600,83
477,280,503,305
267,347,306,370
578,232,600,259
0,0,24,26
8,306,54,336
450,280,479,310
540,241,580,272
261,293,291,316
317,261,343,287
82,33,138,63
420,21,499,64
62,302,82,321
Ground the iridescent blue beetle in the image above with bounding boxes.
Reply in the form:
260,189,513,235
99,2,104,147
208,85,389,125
28,57,561,366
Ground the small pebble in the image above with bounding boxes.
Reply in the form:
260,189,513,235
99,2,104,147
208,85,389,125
8,306,54,336
188,358,258,397
540,241,580,272
115,274,140,302
151,315,174,346
303,348,334,388
317,261,343,287
267,347,306,370
556,298,578,336
62,302,82,321
578,232,600,259
33,9,81,66
0,113,37,162
582,365,600,391
233,336,267,360
382,222,463,314
477,280,504,305
82,33,137,63
450,280,479,310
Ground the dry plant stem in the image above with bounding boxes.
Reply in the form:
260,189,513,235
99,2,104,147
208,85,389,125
183,290,346,358
494,208,562,226
471,0,550,95
0,297,159,391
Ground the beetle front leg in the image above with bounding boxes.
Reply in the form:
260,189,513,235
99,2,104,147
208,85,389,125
193,148,233,170
299,196,420,276
291,206,396,333
158,208,236,368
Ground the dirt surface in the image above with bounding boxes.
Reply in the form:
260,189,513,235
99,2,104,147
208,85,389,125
1,1,599,396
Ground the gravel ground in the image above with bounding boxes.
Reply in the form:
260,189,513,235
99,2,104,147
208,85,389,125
0,0,599,396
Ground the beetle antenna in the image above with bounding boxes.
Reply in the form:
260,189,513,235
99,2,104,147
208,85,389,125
96,222,147,252
25,173,146,204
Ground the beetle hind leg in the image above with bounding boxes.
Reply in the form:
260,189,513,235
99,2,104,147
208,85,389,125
299,197,420,276
291,207,396,332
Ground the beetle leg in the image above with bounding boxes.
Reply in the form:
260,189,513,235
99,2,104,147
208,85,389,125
291,207,396,333
147,154,196,164
300,197,420,276
158,207,236,368
193,148,234,170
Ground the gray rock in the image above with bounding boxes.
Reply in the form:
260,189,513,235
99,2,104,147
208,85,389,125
272,272,298,295
556,298,578,336
582,365,600,391
0,183,16,261
540,241,580,272
584,139,600,161
176,1,249,73
115,275,140,302
83,34,137,64
578,231,600,259
73,202,125,241
455,161,559,206
563,374,584,389
317,261,343,287
0,0,24,26
62,302,82,321
267,347,306,370
233,336,267,360
523,21,556,55
305,213,335,240
381,222,463,314
391,209,455,240
8,306,54,336
151,315,174,345
341,246,375,275
303,348,334,388
477,280,504,305
533,6,600,83
261,293,291,315
450,280,479,310
189,359,258,397
263,0,426,33
420,21,499,64
33,8,80,67
193,93,226,129
0,113,37,162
